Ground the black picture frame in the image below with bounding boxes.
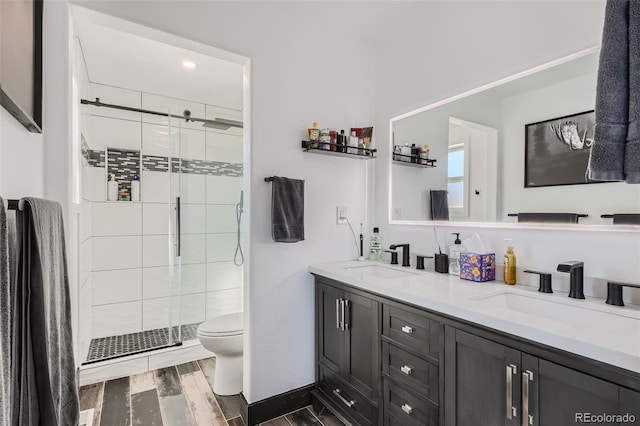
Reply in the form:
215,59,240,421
524,110,597,188
0,0,43,133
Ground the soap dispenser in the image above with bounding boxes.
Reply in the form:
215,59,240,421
503,238,517,285
107,174,119,201
449,233,465,276
131,173,140,202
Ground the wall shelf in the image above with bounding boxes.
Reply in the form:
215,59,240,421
393,153,437,167
301,140,376,160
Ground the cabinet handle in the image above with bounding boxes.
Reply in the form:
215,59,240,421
343,299,350,330
522,370,533,426
400,365,413,375
506,364,517,419
401,325,414,334
333,389,355,408
401,404,413,415
336,299,341,329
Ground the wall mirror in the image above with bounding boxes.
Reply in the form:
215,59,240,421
389,47,640,227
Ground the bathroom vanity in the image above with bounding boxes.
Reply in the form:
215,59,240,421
310,262,640,426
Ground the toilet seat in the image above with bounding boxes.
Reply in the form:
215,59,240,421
198,312,243,337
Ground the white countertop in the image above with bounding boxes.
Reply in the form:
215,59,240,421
309,260,640,375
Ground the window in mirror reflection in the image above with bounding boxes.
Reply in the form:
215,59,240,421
447,145,465,213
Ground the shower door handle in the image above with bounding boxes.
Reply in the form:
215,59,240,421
175,196,181,257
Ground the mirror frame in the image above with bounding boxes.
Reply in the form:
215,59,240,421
387,45,638,232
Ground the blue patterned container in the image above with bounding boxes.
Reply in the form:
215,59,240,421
459,252,496,282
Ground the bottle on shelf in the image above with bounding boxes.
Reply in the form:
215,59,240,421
131,173,140,202
422,144,430,163
107,174,119,201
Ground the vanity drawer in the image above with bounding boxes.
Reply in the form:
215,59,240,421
382,304,441,361
318,364,378,426
382,342,439,403
383,378,439,426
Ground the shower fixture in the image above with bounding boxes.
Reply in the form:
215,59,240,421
80,98,243,129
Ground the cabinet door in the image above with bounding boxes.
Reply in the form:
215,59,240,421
344,291,380,402
534,359,620,426
444,327,521,426
619,387,640,423
318,283,343,373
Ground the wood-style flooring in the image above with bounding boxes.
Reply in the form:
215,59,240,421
79,357,344,426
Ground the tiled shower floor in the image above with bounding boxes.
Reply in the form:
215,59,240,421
85,323,201,363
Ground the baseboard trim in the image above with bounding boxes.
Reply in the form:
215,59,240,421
240,384,314,425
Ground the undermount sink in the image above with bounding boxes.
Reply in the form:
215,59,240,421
342,264,419,279
471,291,640,336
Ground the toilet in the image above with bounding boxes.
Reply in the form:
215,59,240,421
197,312,243,395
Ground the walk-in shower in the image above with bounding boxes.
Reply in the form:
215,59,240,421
78,84,244,364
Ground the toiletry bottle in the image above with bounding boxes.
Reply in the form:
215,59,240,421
339,130,346,153
449,232,465,276
423,144,430,161
131,173,140,202
107,174,119,201
401,143,411,162
308,122,320,148
320,128,331,150
503,238,517,285
416,145,423,164
349,130,359,155
368,227,382,261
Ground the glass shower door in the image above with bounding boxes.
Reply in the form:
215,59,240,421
168,114,183,346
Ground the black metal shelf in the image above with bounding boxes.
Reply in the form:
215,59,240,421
392,153,437,167
301,140,376,160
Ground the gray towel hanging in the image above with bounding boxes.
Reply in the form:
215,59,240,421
271,177,305,242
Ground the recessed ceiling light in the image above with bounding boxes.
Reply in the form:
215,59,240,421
182,60,197,69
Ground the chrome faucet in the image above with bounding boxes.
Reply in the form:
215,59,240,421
389,244,410,267
557,261,585,299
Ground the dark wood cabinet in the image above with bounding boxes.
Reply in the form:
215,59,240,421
314,279,379,425
445,327,640,426
313,274,640,426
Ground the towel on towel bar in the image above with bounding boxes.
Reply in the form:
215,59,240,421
517,213,580,224
271,177,305,242
12,198,78,426
430,190,449,221
589,0,640,183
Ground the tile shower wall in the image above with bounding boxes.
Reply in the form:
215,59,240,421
83,83,243,341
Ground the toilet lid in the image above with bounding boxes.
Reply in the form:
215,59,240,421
198,312,243,337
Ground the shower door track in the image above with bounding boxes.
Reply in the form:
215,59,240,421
80,98,243,129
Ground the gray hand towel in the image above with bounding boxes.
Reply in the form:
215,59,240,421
12,198,79,426
589,0,640,183
430,190,449,221
271,177,305,242
517,213,579,224
626,0,640,183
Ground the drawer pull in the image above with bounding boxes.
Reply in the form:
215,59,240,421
333,389,356,408
401,403,413,415
401,325,414,334
400,365,413,375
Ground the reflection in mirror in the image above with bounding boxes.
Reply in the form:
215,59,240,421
389,48,640,226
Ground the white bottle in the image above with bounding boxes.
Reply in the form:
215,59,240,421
368,227,383,261
401,144,412,162
349,131,359,154
449,232,465,276
131,173,140,202
107,174,119,201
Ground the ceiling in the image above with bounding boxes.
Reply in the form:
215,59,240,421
75,20,244,110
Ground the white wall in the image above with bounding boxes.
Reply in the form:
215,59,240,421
0,108,44,198
376,1,640,303
71,0,376,403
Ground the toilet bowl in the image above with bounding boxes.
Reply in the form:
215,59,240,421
197,312,243,395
